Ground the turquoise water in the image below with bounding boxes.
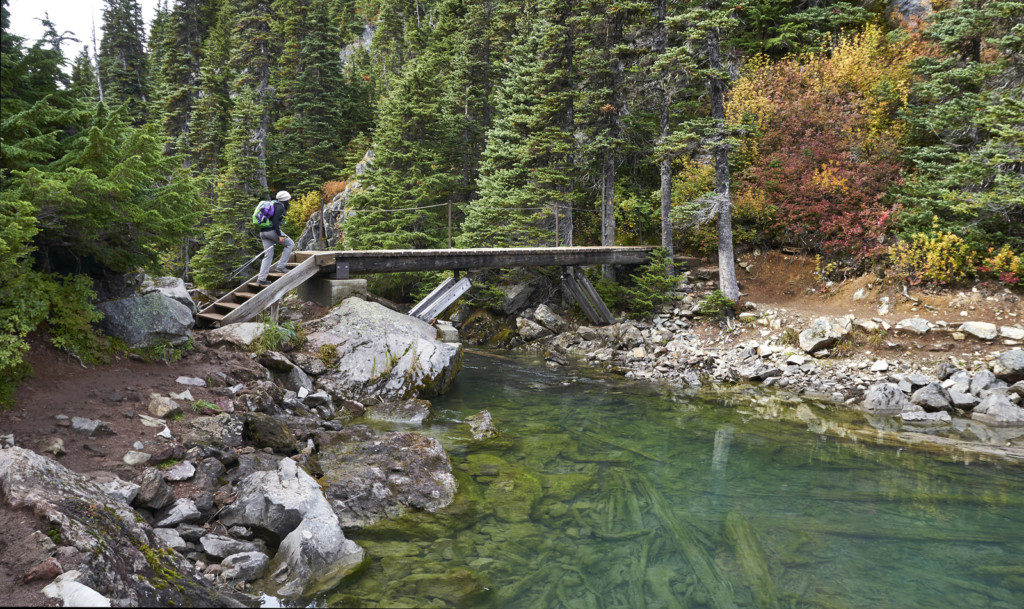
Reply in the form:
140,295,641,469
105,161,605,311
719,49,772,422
323,351,1024,608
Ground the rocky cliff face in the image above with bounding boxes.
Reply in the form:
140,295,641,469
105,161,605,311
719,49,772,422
295,149,374,251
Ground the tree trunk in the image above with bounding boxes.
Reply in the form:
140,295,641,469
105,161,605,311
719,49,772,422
657,0,673,274
601,153,616,280
707,2,738,301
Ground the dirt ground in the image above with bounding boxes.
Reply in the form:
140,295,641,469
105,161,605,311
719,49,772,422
0,336,258,606
686,250,1022,367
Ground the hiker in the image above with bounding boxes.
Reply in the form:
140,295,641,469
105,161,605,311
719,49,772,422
255,190,294,286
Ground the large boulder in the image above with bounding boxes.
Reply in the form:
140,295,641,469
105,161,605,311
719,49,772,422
910,383,953,412
96,291,193,348
971,393,1024,427
860,383,912,415
798,317,850,353
141,274,197,315
993,350,1024,383
219,458,365,599
0,447,245,606
303,297,462,402
316,425,457,528
206,322,267,349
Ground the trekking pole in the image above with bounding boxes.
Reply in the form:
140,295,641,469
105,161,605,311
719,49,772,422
225,244,276,282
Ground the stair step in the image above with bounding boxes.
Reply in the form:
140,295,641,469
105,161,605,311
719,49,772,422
235,291,259,300
268,272,286,278
246,281,268,289
197,311,225,322
213,301,241,310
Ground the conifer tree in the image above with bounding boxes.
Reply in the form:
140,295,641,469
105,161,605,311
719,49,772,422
189,0,234,174
70,46,100,100
269,0,356,191
191,0,274,286
98,0,149,123
459,10,575,249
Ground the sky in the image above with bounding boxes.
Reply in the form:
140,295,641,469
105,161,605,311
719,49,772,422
7,0,159,59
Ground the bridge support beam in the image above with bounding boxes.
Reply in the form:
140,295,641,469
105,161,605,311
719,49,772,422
409,274,473,322
297,277,368,308
562,267,615,325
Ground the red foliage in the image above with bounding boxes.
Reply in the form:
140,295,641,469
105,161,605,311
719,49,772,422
737,63,906,259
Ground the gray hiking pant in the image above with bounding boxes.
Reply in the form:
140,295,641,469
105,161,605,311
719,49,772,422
258,230,294,281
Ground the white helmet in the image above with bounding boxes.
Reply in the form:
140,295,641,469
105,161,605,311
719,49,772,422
275,190,291,202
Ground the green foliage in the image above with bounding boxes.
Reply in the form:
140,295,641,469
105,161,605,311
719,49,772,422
888,227,977,286
316,343,340,369
698,290,738,317
193,399,222,413
250,318,303,353
99,0,150,123
594,249,675,317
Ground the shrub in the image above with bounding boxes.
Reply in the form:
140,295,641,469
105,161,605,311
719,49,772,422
888,228,976,285
980,245,1023,286
698,290,739,317
251,318,303,353
286,191,321,230
594,249,675,317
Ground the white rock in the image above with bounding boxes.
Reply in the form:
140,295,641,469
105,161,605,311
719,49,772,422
148,394,182,418
1000,326,1024,341
42,571,111,607
895,318,931,334
297,387,309,399
122,451,151,466
207,322,268,348
157,426,174,439
175,376,206,387
169,390,194,402
958,321,998,341
871,360,889,372
162,460,196,482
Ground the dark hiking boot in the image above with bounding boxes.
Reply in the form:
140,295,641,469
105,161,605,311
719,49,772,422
257,279,272,287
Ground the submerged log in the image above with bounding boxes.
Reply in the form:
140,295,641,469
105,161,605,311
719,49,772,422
725,511,780,609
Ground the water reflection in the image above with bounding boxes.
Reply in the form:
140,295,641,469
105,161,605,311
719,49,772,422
322,351,1024,609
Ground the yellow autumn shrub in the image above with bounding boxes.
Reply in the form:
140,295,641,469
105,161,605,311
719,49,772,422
888,228,976,285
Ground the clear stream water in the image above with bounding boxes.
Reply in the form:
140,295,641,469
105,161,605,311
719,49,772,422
319,351,1024,609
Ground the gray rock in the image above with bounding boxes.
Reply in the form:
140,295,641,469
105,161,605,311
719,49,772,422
910,383,952,411
959,321,998,341
905,374,932,389
148,394,182,418
366,399,432,426
207,323,267,349
0,447,244,606
134,469,176,510
936,363,961,381
291,352,329,377
798,317,849,353
895,317,931,335
1001,326,1024,341
893,0,932,20
141,274,197,315
993,350,1024,383
199,534,259,559
317,425,457,528
860,383,911,415
517,316,552,342
464,410,498,440
219,458,365,598
296,168,365,251
153,527,187,551
947,370,972,393
303,390,332,411
220,551,270,583
619,325,644,348
971,393,1024,427
500,282,535,315
71,417,115,437
435,320,460,343
258,351,295,373
533,304,567,333
176,376,207,387
162,460,196,482
304,298,462,402
285,366,314,393
971,370,998,396
948,389,980,410
176,524,206,543
85,471,140,504
900,410,951,425
154,498,202,527
96,291,193,349
181,414,244,450
122,450,151,466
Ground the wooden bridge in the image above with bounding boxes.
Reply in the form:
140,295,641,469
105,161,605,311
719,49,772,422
196,246,656,328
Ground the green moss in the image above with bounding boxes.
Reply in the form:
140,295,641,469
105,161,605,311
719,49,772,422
46,526,62,545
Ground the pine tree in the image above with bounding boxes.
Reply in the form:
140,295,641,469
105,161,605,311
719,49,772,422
269,0,356,192
191,0,275,287
898,0,1024,251
189,0,234,174
70,46,100,100
458,10,575,250
157,0,221,157
98,0,149,123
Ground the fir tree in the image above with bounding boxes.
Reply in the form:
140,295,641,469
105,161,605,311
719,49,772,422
459,9,575,249
98,0,149,123
191,0,274,286
269,0,357,192
70,46,100,100
189,0,234,174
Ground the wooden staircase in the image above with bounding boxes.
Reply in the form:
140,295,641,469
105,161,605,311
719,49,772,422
196,256,321,327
